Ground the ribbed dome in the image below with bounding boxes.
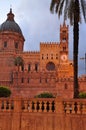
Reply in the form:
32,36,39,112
0,9,22,35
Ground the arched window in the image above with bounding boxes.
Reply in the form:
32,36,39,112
63,47,66,51
4,41,7,48
56,54,58,59
64,83,68,89
28,64,31,72
15,42,18,49
47,54,48,59
28,78,30,83
21,65,24,71
35,64,38,71
21,78,24,83
45,78,48,83
46,62,55,71
51,54,53,59
40,78,41,83
42,54,44,59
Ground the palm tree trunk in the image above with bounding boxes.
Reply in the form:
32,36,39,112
73,0,79,98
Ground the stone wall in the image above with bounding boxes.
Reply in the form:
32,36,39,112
0,98,86,130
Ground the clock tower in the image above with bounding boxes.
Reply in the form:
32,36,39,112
60,22,69,62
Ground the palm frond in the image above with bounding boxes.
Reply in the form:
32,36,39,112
67,1,74,25
58,0,65,17
50,0,86,24
80,0,86,22
64,0,69,21
50,0,57,13
55,0,60,13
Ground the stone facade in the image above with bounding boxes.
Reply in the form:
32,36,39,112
0,9,85,98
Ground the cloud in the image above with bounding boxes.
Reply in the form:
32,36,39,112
14,0,61,50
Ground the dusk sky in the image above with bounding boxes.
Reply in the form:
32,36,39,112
0,0,86,75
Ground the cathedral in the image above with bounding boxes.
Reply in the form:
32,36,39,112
0,9,85,98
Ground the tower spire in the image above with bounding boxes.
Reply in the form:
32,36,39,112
7,8,14,21
63,20,66,26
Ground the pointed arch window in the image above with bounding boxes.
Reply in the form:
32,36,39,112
51,54,53,59
28,78,30,83
42,54,44,59
15,42,18,49
21,78,24,83
64,83,68,89
28,64,31,72
47,54,48,59
56,54,58,59
4,41,7,48
35,63,38,72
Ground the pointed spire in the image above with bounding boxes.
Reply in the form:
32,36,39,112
63,21,66,26
7,8,15,21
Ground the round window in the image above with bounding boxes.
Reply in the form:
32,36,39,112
46,62,55,71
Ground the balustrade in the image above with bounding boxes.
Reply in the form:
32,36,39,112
21,99,55,113
0,98,86,114
0,98,14,111
63,99,86,114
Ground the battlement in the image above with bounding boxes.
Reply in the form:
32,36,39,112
40,42,59,48
78,75,86,81
23,51,40,55
60,22,69,29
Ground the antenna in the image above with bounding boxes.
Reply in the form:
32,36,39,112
10,4,12,9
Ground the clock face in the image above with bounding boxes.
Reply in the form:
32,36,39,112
61,54,67,61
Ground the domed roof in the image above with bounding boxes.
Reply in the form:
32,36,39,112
0,9,23,35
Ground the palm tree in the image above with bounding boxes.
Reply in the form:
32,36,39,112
50,0,86,98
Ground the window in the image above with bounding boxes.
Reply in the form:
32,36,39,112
28,78,30,83
47,54,48,59
63,47,66,51
63,30,66,34
42,54,44,59
40,78,41,83
56,54,58,59
4,41,7,48
21,78,24,83
64,83,68,89
21,65,24,71
15,42,18,49
28,64,31,72
62,37,66,42
51,54,53,59
46,62,55,71
45,78,48,83
35,64,38,72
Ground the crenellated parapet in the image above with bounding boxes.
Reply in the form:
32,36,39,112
78,75,86,81
23,51,40,54
40,42,59,49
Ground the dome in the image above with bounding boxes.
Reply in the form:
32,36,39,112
0,9,23,35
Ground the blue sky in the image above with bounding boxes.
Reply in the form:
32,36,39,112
0,0,86,75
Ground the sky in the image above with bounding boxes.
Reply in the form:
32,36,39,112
0,0,86,76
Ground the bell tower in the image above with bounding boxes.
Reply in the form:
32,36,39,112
60,22,68,43
59,22,69,62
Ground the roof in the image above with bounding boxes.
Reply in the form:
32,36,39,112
0,8,23,35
